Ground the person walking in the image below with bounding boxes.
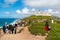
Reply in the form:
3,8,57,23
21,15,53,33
11,25,14,34
2,25,6,33
9,25,14,34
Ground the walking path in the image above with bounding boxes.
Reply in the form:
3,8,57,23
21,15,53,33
0,27,47,40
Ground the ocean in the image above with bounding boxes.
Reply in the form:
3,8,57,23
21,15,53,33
0,18,18,28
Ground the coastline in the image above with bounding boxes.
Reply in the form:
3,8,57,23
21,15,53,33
0,18,20,28
0,18,20,37
0,17,27,38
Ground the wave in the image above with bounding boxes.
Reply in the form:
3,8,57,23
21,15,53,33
0,26,2,28
10,20,17,25
10,19,21,25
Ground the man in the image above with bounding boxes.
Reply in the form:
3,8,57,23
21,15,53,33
3,25,6,33
9,25,14,34
14,23,18,34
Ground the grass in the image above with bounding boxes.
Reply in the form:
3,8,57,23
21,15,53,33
28,22,45,36
23,15,60,40
46,23,60,40
23,15,53,21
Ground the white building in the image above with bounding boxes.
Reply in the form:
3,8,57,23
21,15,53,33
35,11,52,16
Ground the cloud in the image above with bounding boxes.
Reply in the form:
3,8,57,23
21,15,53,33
23,0,60,8
16,10,21,14
44,9,60,16
47,9,59,14
22,7,29,14
0,0,18,7
15,8,37,15
4,11,10,14
15,8,29,14
31,8,35,11
54,11,59,13
48,9,53,13
22,8,37,15
4,0,18,4
23,0,60,16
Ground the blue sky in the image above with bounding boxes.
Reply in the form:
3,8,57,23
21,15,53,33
0,0,24,18
0,0,60,18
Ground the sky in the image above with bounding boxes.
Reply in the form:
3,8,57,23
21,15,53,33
0,0,60,18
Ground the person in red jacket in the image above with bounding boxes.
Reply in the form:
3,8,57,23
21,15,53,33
44,20,49,32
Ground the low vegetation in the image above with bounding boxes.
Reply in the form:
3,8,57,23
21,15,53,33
23,15,60,40
46,23,60,40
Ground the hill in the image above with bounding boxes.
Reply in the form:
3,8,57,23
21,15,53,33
22,15,60,40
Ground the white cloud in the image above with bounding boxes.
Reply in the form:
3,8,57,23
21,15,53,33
0,0,18,7
54,11,59,13
15,8,36,15
44,9,60,15
23,0,60,8
47,9,59,14
22,7,29,14
4,0,18,4
16,10,21,14
15,8,30,14
23,0,60,16
4,12,10,14
22,8,36,15
31,8,35,11
47,9,53,13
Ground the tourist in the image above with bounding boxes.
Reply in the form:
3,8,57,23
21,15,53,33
2,22,8,33
28,20,31,24
9,25,14,34
19,21,22,26
44,20,49,32
2,25,6,33
14,23,18,34
6,25,9,33
18,22,21,26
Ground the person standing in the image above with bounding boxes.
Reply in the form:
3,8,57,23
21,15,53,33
8,25,14,34
14,23,17,34
44,20,49,32
2,22,8,34
11,25,14,34
2,25,6,33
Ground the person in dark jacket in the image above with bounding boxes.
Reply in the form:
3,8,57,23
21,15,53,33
9,25,14,34
3,25,6,33
44,20,49,32
14,23,17,34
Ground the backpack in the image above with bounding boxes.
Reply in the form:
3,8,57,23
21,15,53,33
48,26,51,30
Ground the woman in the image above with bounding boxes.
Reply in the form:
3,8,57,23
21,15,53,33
44,20,49,32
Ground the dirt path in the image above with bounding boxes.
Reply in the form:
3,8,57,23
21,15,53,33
0,27,47,40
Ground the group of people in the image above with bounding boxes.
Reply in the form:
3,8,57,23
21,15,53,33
2,20,25,34
2,19,51,34
2,23,18,34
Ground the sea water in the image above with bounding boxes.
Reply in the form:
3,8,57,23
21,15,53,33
0,18,18,28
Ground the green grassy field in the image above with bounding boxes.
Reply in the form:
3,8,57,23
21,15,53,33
28,22,45,36
46,23,60,40
23,15,60,40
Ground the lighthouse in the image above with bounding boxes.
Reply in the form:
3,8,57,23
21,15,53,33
35,10,52,16
35,10,42,16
